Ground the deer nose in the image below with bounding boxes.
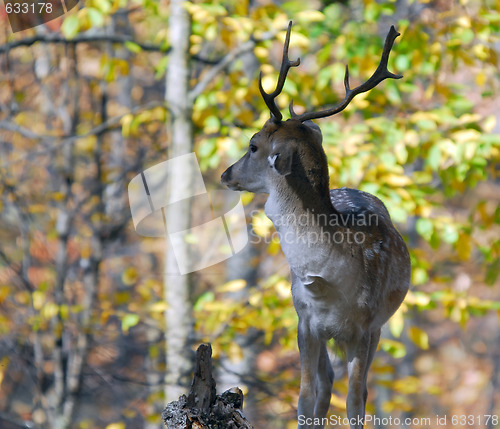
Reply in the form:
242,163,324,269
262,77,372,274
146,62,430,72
220,167,232,185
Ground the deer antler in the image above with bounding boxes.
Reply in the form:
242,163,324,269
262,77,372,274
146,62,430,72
259,21,300,122
290,26,402,122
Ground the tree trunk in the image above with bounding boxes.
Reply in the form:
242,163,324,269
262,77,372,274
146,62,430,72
163,0,196,402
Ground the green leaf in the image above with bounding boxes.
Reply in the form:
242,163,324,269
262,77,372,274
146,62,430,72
426,144,441,170
155,57,169,79
121,314,140,333
125,41,143,54
380,339,406,358
87,8,105,28
61,15,80,39
194,292,214,311
93,0,112,14
412,267,429,285
442,224,459,244
416,218,433,240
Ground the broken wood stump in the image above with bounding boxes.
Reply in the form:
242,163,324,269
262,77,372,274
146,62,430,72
162,344,254,429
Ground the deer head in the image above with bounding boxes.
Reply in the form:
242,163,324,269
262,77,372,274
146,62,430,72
221,22,401,202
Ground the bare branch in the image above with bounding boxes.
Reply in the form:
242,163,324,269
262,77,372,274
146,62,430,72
0,33,166,54
0,100,167,167
0,33,226,65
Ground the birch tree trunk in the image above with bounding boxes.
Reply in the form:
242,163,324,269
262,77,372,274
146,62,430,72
164,0,196,403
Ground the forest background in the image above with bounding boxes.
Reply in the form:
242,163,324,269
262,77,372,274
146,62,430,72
0,0,499,428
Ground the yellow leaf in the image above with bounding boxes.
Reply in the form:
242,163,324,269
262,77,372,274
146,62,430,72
456,232,472,261
217,137,234,152
50,192,65,201
228,342,243,362
403,129,420,147
75,136,97,153
382,174,412,187
330,393,346,410
28,205,46,214
60,305,69,320
264,328,273,345
248,291,261,307
483,115,496,133
115,291,131,305
296,10,325,23
408,326,429,350
260,73,278,93
473,44,489,61
80,244,91,260
451,129,480,144
0,285,10,304
105,423,126,429
278,29,309,49
252,211,273,237
32,290,45,311
122,267,138,286
456,16,471,28
241,192,254,205
274,279,291,299
268,238,282,255
121,113,133,137
475,71,486,87
254,46,269,59
42,302,59,319
394,375,420,394
149,301,168,313
388,307,405,338
372,364,395,375
218,279,247,293
405,291,431,307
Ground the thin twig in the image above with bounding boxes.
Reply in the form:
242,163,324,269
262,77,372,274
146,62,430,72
189,39,256,102
0,33,166,54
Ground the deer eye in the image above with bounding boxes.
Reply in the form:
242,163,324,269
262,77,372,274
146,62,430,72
249,144,258,153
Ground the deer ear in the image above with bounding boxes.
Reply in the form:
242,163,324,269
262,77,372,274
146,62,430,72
268,148,294,176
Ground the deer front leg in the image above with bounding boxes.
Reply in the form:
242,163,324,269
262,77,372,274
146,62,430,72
314,344,334,422
297,320,333,429
346,333,373,429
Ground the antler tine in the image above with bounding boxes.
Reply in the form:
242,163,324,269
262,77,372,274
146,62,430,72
292,26,402,123
259,21,301,122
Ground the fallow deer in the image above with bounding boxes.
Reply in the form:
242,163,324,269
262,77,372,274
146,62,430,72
221,22,411,429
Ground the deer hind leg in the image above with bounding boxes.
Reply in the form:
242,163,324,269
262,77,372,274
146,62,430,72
346,330,378,429
363,329,380,406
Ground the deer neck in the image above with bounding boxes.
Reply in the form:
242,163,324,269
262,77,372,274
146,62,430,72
265,179,333,223
264,175,350,286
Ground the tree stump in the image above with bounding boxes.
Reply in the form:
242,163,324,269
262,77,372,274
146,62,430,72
162,344,254,429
